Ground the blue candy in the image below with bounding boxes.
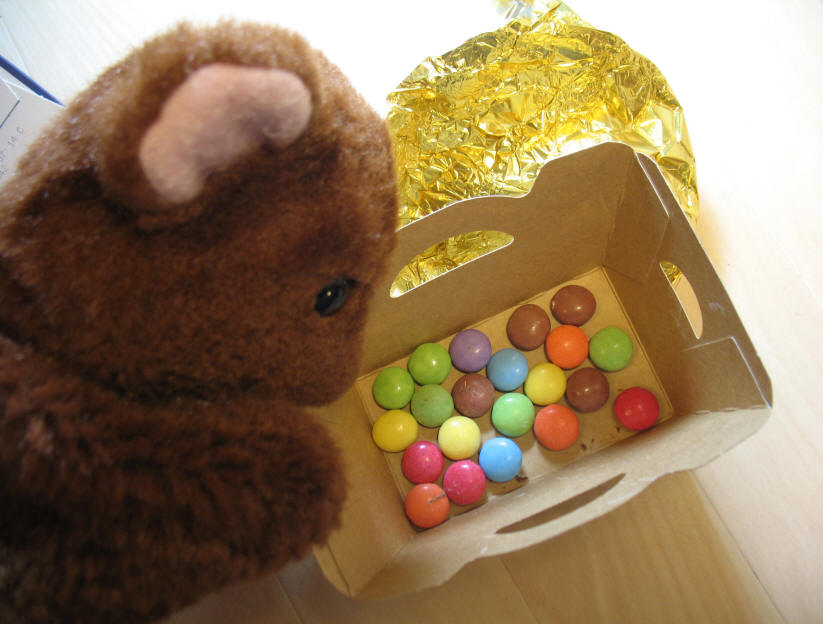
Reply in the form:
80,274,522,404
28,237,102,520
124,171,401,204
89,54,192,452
479,437,523,482
486,348,529,391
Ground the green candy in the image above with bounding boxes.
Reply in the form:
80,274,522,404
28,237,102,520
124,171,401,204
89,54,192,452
491,392,535,437
372,366,415,409
411,384,454,428
407,342,452,385
589,326,633,372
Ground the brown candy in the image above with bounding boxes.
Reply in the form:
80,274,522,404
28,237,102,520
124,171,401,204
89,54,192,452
551,285,596,326
565,367,610,412
451,373,496,418
506,304,551,351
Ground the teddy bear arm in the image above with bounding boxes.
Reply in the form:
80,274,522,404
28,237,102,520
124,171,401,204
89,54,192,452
1,384,347,623
14,394,345,548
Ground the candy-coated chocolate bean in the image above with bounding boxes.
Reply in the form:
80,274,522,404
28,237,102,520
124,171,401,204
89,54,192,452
372,366,415,409
478,437,522,482
524,362,566,405
371,409,418,452
437,415,482,460
614,387,659,431
589,326,633,372
491,392,535,437
407,342,452,385
402,440,445,484
442,460,486,506
486,348,529,391
534,404,579,450
551,285,596,326
411,384,454,428
507,304,551,350
452,373,496,418
565,367,610,412
404,483,449,528
545,325,589,369
449,329,492,373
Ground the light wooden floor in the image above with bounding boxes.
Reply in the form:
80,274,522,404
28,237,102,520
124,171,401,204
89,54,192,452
2,1,822,622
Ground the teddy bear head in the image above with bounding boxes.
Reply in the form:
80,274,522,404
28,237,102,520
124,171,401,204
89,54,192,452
0,22,398,404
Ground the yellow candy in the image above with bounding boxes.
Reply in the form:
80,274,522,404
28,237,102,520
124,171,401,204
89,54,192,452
524,362,567,406
372,410,418,452
437,416,481,460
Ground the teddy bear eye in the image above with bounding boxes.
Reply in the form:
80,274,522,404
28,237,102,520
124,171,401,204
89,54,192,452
314,278,355,317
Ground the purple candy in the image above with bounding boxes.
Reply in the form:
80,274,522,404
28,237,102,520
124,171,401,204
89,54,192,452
449,329,492,373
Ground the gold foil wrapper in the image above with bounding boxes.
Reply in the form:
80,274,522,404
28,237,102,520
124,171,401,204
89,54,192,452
391,230,514,297
388,0,697,295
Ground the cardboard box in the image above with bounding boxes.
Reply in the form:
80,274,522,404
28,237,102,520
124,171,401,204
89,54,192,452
310,142,771,599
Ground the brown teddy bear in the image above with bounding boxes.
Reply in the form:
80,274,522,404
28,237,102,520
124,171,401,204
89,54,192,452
0,21,397,623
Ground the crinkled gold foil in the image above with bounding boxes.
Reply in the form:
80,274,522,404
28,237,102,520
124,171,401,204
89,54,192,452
388,0,697,295
390,230,514,297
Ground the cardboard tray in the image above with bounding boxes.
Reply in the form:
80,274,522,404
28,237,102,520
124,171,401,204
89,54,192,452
310,142,772,599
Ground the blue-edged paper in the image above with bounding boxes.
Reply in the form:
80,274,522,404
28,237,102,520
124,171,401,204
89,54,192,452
0,53,63,186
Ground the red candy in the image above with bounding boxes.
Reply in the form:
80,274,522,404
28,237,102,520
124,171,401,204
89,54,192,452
442,460,486,506
614,387,659,431
401,441,445,484
404,483,450,528
534,404,579,451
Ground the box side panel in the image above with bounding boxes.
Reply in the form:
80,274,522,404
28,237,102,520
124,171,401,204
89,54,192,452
350,404,769,600
358,143,635,374
307,388,414,595
605,154,772,414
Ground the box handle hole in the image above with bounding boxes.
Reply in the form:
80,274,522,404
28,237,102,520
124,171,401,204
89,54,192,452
495,474,624,535
390,230,514,297
660,261,703,339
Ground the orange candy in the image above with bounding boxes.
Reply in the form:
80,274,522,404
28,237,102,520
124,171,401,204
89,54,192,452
534,404,580,451
545,325,588,369
404,483,450,528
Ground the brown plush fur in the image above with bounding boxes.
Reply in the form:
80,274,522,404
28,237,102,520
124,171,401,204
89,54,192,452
0,21,397,623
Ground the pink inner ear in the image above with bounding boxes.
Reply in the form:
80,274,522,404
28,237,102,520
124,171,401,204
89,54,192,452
138,64,312,204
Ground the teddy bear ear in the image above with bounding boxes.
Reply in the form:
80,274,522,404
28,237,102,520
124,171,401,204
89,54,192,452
137,63,312,212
